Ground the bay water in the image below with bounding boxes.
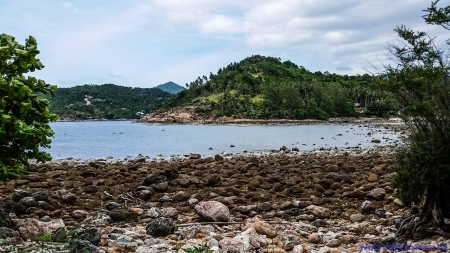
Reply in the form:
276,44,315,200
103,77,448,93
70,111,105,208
45,121,400,159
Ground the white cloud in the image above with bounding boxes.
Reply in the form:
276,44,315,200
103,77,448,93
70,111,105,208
0,0,446,87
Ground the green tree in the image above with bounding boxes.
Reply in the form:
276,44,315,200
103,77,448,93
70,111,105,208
377,0,450,238
0,34,57,181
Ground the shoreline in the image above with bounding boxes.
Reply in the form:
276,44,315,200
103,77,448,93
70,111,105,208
138,116,403,125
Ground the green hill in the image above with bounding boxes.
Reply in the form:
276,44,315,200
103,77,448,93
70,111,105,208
162,55,394,120
47,84,173,120
156,81,185,94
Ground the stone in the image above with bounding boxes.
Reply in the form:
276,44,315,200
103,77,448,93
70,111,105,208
393,198,404,207
129,207,144,215
146,217,175,237
109,209,138,222
172,191,191,202
72,210,88,220
52,189,77,204
329,182,341,190
0,208,11,228
194,201,230,222
37,201,55,211
69,239,101,253
350,213,364,222
243,217,277,238
32,192,48,202
205,174,221,186
158,207,178,219
214,154,224,161
361,200,375,214
263,246,286,253
105,202,120,211
340,235,354,244
308,233,320,244
326,239,341,247
142,169,179,186
367,174,378,182
367,188,386,200
0,227,13,239
220,227,267,252
18,218,65,240
159,195,173,203
305,205,331,219
297,222,318,232
11,190,32,202
19,197,37,208
153,181,169,192
147,207,159,218
74,227,102,246
189,154,201,159
292,245,305,253
139,189,154,200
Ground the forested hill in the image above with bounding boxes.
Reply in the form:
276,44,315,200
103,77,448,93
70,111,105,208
47,84,173,120
161,55,394,120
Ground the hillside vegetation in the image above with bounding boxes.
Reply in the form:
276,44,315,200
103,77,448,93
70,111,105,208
47,84,173,120
163,55,394,120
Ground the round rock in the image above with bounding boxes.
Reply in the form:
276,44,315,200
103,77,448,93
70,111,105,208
146,217,175,237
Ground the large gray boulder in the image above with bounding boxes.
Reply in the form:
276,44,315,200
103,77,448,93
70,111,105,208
194,201,230,222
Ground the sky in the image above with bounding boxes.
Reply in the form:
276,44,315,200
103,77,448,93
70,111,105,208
0,0,447,88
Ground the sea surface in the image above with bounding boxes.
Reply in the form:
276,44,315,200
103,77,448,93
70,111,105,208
45,121,401,159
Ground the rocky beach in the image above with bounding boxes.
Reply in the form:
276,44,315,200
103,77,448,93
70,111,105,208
1,144,448,253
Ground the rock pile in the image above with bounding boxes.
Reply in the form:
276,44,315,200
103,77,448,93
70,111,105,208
0,147,448,252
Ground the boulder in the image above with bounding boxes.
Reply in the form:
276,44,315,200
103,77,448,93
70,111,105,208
74,227,102,246
51,189,77,204
69,240,101,253
0,208,11,228
142,169,179,186
219,227,267,252
109,209,138,222
0,227,13,239
243,217,277,238
305,205,331,219
19,197,37,208
367,188,386,200
11,190,32,202
18,218,65,240
361,200,375,214
146,217,175,237
158,207,178,219
194,201,230,222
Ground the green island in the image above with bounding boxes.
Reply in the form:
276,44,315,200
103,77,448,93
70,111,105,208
45,83,174,120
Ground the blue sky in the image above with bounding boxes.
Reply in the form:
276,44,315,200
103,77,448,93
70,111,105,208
0,0,445,88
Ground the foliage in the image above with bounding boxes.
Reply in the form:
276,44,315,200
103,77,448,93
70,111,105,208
0,34,57,181
163,55,395,120
35,228,77,243
183,245,214,253
377,0,450,238
46,84,173,120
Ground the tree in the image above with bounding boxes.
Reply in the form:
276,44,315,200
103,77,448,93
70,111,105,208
0,34,57,181
377,0,450,239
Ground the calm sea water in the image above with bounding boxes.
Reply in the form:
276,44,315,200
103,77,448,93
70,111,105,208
44,121,400,159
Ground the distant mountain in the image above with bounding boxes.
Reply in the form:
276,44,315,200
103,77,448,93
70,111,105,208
46,84,173,120
156,81,185,94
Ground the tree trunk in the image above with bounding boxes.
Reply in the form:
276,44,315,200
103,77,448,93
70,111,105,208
397,175,449,239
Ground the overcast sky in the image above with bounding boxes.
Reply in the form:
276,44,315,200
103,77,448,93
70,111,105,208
0,0,446,88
